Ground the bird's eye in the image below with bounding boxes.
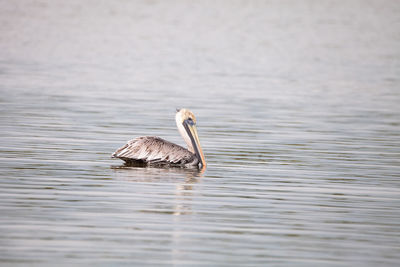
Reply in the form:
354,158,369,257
187,117,195,125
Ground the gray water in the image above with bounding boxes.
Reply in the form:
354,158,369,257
1,0,400,266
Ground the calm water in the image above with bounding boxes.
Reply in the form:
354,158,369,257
1,0,400,266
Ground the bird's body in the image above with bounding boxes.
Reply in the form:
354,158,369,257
112,109,206,168
112,136,199,166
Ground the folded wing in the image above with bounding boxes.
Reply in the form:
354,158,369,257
112,136,198,166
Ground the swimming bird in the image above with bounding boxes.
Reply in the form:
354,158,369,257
112,108,206,168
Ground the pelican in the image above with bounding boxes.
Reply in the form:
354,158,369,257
112,108,206,168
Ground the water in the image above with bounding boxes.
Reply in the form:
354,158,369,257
1,0,400,265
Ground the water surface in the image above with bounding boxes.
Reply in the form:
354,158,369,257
1,0,400,266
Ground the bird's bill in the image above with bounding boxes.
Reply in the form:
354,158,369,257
183,121,206,167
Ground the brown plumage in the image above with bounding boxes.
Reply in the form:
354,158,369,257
112,136,199,166
112,109,206,168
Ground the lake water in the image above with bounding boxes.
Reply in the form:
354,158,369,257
1,0,400,266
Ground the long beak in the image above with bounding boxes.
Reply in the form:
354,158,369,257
183,121,206,167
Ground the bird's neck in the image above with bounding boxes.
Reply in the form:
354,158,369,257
176,119,195,153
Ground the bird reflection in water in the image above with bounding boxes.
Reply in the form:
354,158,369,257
111,165,204,216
